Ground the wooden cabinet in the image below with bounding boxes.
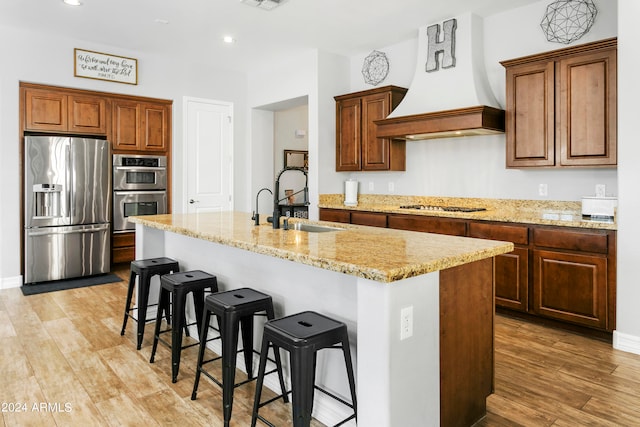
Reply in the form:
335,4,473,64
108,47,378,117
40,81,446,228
532,227,614,330
334,86,407,171
351,211,387,228
112,99,170,152
112,232,135,265
319,208,351,224
387,214,467,236
24,87,107,134
320,206,617,333
468,222,529,312
502,38,617,168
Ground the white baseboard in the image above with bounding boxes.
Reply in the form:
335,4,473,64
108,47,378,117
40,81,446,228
1,275,23,290
613,330,640,355
189,323,356,426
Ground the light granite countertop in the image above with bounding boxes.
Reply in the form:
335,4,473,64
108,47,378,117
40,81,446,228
130,212,513,283
319,194,617,231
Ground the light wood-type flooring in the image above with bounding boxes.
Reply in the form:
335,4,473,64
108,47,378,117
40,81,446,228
1,265,639,426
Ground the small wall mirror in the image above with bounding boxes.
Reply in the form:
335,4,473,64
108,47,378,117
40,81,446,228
284,150,308,169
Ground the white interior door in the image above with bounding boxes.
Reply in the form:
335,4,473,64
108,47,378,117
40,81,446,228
184,97,233,213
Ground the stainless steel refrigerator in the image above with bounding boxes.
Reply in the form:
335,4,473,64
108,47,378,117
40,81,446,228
24,136,111,284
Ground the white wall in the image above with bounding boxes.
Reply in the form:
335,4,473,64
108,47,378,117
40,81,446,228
615,0,640,352
275,105,309,205
0,25,248,285
247,49,350,220
341,0,617,202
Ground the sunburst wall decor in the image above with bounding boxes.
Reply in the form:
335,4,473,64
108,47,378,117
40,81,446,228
540,0,598,44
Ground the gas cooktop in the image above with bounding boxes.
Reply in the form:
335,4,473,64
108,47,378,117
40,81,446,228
398,204,487,213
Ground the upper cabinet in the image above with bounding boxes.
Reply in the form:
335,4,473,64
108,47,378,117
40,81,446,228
502,38,617,168
21,82,172,155
24,87,107,135
334,86,407,171
111,100,170,152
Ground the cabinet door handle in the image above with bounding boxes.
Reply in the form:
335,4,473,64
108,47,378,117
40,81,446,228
189,199,199,204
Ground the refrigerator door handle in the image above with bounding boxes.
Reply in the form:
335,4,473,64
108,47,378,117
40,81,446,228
66,144,72,223
27,224,110,237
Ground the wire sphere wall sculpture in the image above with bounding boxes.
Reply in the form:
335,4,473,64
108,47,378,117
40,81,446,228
540,0,597,44
362,50,389,86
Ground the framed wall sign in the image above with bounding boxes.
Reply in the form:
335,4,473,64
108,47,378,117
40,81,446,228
74,48,138,85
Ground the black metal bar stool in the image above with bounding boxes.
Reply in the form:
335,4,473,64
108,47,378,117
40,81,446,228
149,270,218,383
120,257,179,350
251,311,357,427
191,287,288,427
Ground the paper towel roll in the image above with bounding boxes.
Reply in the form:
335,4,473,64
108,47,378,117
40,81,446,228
344,180,358,206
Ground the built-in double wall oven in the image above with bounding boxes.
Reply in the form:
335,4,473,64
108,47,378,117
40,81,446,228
113,154,167,232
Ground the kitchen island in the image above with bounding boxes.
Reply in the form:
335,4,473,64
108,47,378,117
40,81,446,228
130,212,513,427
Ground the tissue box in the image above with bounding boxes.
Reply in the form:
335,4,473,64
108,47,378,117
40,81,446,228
581,196,617,218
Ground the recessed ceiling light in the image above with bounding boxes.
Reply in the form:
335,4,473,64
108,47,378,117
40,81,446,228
223,36,235,43
63,0,83,6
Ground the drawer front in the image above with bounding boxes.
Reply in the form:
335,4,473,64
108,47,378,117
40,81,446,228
351,211,387,228
387,214,467,236
113,232,135,248
468,222,529,245
112,246,135,264
533,227,608,254
319,208,351,224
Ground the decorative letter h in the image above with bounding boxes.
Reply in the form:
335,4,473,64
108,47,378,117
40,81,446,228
425,18,457,72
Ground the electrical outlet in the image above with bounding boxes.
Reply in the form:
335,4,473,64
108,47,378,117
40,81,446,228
595,184,606,198
368,182,374,191
538,183,548,197
388,182,395,193
400,306,413,340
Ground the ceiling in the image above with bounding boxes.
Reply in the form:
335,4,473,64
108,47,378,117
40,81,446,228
0,0,541,73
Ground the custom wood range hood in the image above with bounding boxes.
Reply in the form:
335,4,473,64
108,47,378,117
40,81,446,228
375,14,505,141
375,105,505,141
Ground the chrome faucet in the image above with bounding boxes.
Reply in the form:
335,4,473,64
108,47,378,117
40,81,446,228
252,187,273,226
269,167,309,229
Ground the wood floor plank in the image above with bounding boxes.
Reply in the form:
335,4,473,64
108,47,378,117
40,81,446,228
98,344,167,398
483,393,554,426
8,308,51,343
65,348,127,403
1,376,56,427
0,309,17,338
70,314,126,351
0,336,33,383
25,293,67,322
581,395,640,426
95,393,162,427
138,389,210,426
42,317,93,354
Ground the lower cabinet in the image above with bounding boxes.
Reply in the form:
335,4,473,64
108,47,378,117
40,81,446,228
532,227,614,331
112,232,135,264
387,214,467,236
468,222,529,313
319,207,616,333
319,208,351,223
351,211,387,228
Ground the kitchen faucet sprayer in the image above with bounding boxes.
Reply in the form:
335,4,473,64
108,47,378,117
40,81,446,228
252,187,273,226
269,167,309,229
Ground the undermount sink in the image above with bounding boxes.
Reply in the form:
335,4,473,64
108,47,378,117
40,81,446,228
291,223,344,233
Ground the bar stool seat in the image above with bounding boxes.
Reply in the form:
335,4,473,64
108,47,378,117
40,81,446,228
191,288,288,427
120,257,179,350
251,311,357,427
149,270,218,383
